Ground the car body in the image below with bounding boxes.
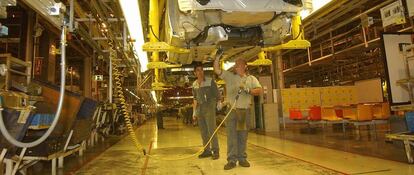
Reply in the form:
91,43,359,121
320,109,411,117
164,0,304,64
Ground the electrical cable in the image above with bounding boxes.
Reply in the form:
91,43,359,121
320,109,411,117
0,24,67,148
149,25,161,42
110,41,146,155
182,21,203,32
292,28,302,40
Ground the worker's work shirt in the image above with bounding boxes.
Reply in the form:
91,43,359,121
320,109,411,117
192,77,218,117
220,71,261,109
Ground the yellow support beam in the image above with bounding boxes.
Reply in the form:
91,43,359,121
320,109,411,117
147,62,182,69
247,51,272,66
151,82,171,91
142,42,190,54
262,40,311,51
149,0,160,84
291,15,302,40
262,14,311,52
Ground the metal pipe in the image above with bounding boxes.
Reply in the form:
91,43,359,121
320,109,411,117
285,25,413,73
123,22,127,51
76,26,104,55
362,27,368,48
274,51,285,129
403,45,414,105
69,0,74,32
109,54,113,103
285,37,381,73
150,0,160,83
307,0,393,42
92,0,140,77
0,148,7,162
0,24,67,148
75,18,125,22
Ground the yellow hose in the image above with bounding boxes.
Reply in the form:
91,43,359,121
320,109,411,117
109,43,237,161
109,43,146,155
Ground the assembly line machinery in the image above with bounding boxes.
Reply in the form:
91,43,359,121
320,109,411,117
0,0,313,174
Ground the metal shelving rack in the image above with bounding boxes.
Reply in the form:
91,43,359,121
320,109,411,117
386,43,414,163
0,54,32,91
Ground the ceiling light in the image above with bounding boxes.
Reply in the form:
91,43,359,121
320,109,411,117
300,9,310,19
313,0,332,12
119,0,148,72
126,88,140,100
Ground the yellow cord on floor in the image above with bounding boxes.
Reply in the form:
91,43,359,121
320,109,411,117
145,100,237,161
109,44,237,161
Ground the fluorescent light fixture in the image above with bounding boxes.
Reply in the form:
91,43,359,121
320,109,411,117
170,67,213,72
151,90,157,103
119,0,148,72
313,0,331,12
299,0,331,19
168,96,194,100
300,9,310,19
170,68,193,72
126,89,140,100
224,62,235,70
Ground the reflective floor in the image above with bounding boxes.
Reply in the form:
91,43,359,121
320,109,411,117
261,123,408,163
71,117,413,175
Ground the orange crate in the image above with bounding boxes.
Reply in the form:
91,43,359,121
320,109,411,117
343,104,373,121
322,107,341,121
373,102,390,120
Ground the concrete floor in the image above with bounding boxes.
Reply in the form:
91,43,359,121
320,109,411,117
261,123,408,163
62,117,413,175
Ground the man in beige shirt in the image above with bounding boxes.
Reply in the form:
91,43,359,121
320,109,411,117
213,51,262,170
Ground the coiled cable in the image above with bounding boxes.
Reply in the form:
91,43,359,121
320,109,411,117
109,41,146,155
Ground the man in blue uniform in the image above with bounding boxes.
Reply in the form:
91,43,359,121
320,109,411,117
192,63,220,160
